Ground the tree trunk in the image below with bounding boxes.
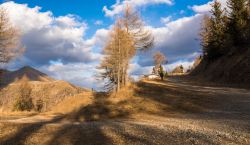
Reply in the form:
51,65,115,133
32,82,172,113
117,37,121,92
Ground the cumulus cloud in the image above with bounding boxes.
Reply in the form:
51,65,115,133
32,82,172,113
103,0,173,17
160,16,172,23
191,0,228,14
137,14,203,67
134,1,231,71
1,1,99,66
94,20,103,26
39,62,105,90
86,28,110,49
164,60,194,72
129,63,152,76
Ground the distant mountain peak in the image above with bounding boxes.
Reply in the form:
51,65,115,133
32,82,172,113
20,66,34,70
2,66,54,84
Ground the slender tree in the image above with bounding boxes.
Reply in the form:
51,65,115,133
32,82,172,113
210,1,228,57
0,8,23,85
247,0,250,44
99,21,134,91
153,51,167,70
99,6,154,92
200,15,212,56
120,6,154,86
0,8,23,64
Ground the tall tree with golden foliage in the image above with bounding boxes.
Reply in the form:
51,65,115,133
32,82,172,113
121,6,154,86
99,6,154,91
99,20,135,91
153,51,167,68
122,6,154,51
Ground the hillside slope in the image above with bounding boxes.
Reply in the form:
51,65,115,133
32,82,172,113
191,48,250,86
0,66,88,112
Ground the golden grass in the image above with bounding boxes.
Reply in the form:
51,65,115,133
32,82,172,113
50,92,94,114
1,79,207,122
0,111,37,116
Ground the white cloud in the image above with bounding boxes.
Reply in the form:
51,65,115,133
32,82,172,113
179,10,185,14
1,2,52,32
153,14,203,59
94,20,103,25
160,16,172,23
86,28,110,48
103,0,173,17
0,1,100,66
164,60,194,72
129,63,152,76
39,62,105,90
137,14,203,67
55,15,85,28
191,0,228,14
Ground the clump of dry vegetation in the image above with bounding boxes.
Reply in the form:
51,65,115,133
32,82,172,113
35,99,43,112
13,81,34,111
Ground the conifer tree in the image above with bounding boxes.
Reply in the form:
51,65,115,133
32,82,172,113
210,1,228,57
200,1,227,59
227,0,249,46
200,15,212,57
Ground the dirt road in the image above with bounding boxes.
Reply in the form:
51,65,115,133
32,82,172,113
0,78,250,145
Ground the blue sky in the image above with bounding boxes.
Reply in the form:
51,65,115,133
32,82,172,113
0,0,220,89
5,0,210,37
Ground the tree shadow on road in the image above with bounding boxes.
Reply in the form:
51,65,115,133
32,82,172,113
134,80,250,122
65,92,129,122
0,92,130,145
0,115,65,145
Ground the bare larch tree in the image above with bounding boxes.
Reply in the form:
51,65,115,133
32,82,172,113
0,8,23,64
